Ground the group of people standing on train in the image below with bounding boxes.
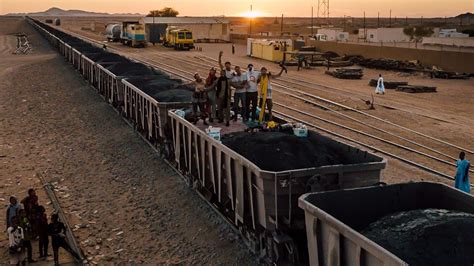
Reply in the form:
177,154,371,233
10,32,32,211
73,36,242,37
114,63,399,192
192,51,286,126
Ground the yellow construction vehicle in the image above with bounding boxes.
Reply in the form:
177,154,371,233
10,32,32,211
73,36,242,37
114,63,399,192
163,27,194,50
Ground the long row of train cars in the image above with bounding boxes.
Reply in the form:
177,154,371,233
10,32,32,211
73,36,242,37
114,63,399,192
28,17,474,265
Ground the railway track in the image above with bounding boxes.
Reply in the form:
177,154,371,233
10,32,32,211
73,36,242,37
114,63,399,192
131,53,472,177
53,27,474,185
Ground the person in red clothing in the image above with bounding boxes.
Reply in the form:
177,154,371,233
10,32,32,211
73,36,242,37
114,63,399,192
21,189,37,218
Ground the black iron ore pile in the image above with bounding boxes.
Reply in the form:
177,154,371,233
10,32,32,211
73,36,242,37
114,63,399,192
104,62,158,76
221,131,350,171
36,20,194,103
126,77,194,102
361,209,474,266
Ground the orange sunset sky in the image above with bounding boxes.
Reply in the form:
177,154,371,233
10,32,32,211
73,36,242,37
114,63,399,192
1,0,473,17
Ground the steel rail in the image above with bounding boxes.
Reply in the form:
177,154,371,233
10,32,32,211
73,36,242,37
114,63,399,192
272,110,457,182
149,54,466,164
154,53,461,162
132,55,471,178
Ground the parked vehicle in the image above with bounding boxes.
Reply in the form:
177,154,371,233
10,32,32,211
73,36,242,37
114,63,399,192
120,21,146,48
163,27,194,50
106,24,121,42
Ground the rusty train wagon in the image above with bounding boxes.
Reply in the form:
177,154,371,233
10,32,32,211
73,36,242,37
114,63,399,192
29,17,388,264
169,112,386,262
299,182,474,266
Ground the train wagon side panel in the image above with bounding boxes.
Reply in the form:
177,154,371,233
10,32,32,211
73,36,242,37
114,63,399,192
298,182,474,266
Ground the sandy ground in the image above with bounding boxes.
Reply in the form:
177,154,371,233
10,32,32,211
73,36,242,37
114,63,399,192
0,17,77,265
1,17,255,264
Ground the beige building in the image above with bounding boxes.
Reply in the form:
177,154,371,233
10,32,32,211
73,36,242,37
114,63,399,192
140,17,230,43
316,28,349,41
359,28,410,43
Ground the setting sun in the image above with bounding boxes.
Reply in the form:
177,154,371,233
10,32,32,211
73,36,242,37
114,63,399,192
241,10,262,18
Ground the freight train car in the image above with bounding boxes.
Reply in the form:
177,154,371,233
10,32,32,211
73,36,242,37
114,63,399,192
299,182,474,266
120,21,146,48
28,17,388,264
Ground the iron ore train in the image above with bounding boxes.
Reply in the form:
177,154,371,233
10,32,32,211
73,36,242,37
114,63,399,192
28,17,430,265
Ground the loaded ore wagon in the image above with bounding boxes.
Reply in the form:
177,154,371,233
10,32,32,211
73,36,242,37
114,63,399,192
169,112,386,263
299,182,474,266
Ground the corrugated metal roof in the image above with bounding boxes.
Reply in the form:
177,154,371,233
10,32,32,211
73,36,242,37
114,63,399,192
141,17,229,24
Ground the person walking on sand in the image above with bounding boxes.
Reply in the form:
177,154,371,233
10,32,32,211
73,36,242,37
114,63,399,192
454,152,470,194
375,74,385,95
6,196,21,231
8,216,24,266
257,65,286,122
48,214,82,266
205,67,219,122
192,73,209,125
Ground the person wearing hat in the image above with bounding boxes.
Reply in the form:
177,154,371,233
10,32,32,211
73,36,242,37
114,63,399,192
245,63,260,121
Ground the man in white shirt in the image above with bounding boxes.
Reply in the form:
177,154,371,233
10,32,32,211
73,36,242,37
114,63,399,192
8,216,24,265
231,66,248,121
246,64,260,121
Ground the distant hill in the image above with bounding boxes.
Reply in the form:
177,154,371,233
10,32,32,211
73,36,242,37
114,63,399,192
455,12,474,19
7,7,142,16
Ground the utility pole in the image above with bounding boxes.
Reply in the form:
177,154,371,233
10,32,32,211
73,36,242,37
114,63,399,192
281,14,284,36
311,6,314,35
317,0,320,25
249,5,252,36
343,15,346,31
377,12,380,28
152,14,155,45
389,9,392,27
319,0,329,25
363,11,366,42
